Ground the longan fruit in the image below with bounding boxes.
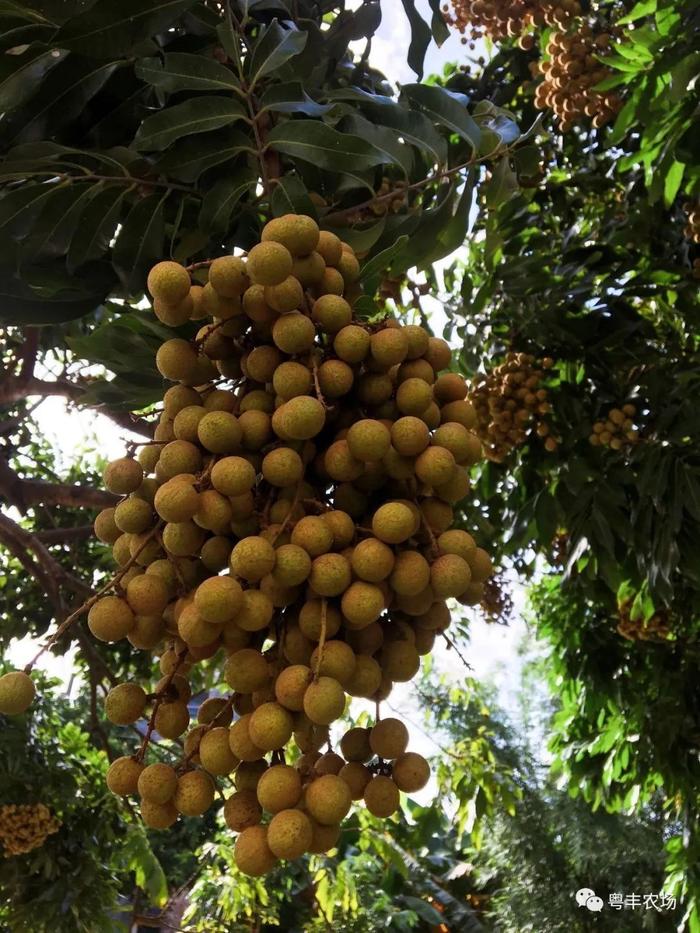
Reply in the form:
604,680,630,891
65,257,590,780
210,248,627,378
381,640,420,681
138,762,178,804
103,457,143,495
333,324,370,363
312,294,352,333
346,419,391,462
234,825,278,876
199,726,239,774
339,726,372,762
305,774,352,825
107,756,144,796
267,809,313,859
364,775,400,816
247,241,293,286
147,261,190,305
369,717,408,759
303,676,346,725
224,789,262,831
224,648,270,693
350,538,395,582
105,683,147,725
261,214,320,256
257,764,302,812
392,752,430,792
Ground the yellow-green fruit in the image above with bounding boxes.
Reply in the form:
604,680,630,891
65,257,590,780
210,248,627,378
230,535,276,582
88,595,135,642
126,574,169,616
0,671,35,715
321,510,355,549
415,446,456,487
424,336,452,372
209,255,247,296
364,775,400,817
346,655,382,699
290,515,333,557
369,717,408,759
312,294,352,333
402,324,430,359
154,700,190,739
107,756,144,796
265,275,303,313
315,266,344,295
440,399,477,429
229,715,265,762
381,641,420,682
162,521,205,557
141,798,178,829
432,422,477,464
399,357,435,383
128,614,165,650
197,697,233,727
309,553,352,597
370,327,409,367
156,338,200,383
333,324,370,363
274,664,311,711
261,213,320,256
178,602,220,647
105,683,147,725
147,261,190,304
163,384,201,416
396,377,432,416
272,312,315,355
239,409,272,450
224,648,269,693
158,440,202,479
317,359,354,398
345,621,383,655
434,467,470,504
137,762,178,804
351,538,395,583
339,762,371,799
339,726,372,762
316,230,343,265
420,498,452,533
292,251,325,286
94,507,121,544
249,702,294,751
224,790,262,831
371,502,415,544
245,345,281,383
314,751,344,775
154,479,200,523
346,419,391,462
267,808,313,859
341,581,384,628
199,726,238,774
391,416,430,457
390,550,430,596
197,410,242,453
305,774,352,825
103,457,143,495
414,601,450,631
173,404,206,442
262,447,303,487
303,676,345,725
174,770,215,816
257,764,302,812
273,396,325,441
247,241,293,286
210,456,257,497
434,372,467,403
468,547,493,583
272,361,312,400
309,641,356,686
430,553,472,598
234,825,278,876
392,752,430,792
153,292,193,327
308,819,340,853
298,599,341,640
235,759,268,792
194,576,244,624
337,249,360,284
324,439,363,482
272,544,312,587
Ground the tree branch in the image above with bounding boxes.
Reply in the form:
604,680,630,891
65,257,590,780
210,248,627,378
19,480,118,510
35,525,94,543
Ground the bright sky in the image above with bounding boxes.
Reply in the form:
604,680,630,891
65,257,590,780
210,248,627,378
7,10,527,806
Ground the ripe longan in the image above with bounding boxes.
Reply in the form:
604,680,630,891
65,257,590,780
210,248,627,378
234,825,278,876
305,774,352,825
224,790,262,831
364,775,400,817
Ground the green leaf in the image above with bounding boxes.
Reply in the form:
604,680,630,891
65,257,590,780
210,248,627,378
402,897,445,925
154,127,253,183
54,0,196,57
270,174,317,218
199,170,257,234
258,82,331,117
426,0,449,44
0,262,114,324
112,193,167,293
3,57,120,146
68,185,130,271
247,19,307,89
135,53,240,94
616,0,656,23
133,96,247,151
663,160,684,208
0,44,68,112
0,182,59,239
359,235,409,291
266,119,391,173
485,157,518,208
402,84,481,151
398,0,431,78
21,181,98,262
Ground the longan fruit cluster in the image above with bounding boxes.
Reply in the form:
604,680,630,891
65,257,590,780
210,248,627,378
589,404,639,449
683,201,700,244
443,0,579,44
346,177,408,225
468,352,556,461
533,26,621,131
617,600,671,642
0,803,60,857
479,573,513,625
92,213,495,874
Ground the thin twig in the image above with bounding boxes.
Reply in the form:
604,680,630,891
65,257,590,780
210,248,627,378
313,599,328,682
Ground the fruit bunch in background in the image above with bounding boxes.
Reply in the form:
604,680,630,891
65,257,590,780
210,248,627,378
0,804,60,857
589,404,639,449
442,0,580,44
683,200,700,244
88,213,494,874
533,25,621,131
468,352,556,462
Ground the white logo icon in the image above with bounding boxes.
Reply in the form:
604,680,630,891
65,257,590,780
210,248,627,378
575,888,604,911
